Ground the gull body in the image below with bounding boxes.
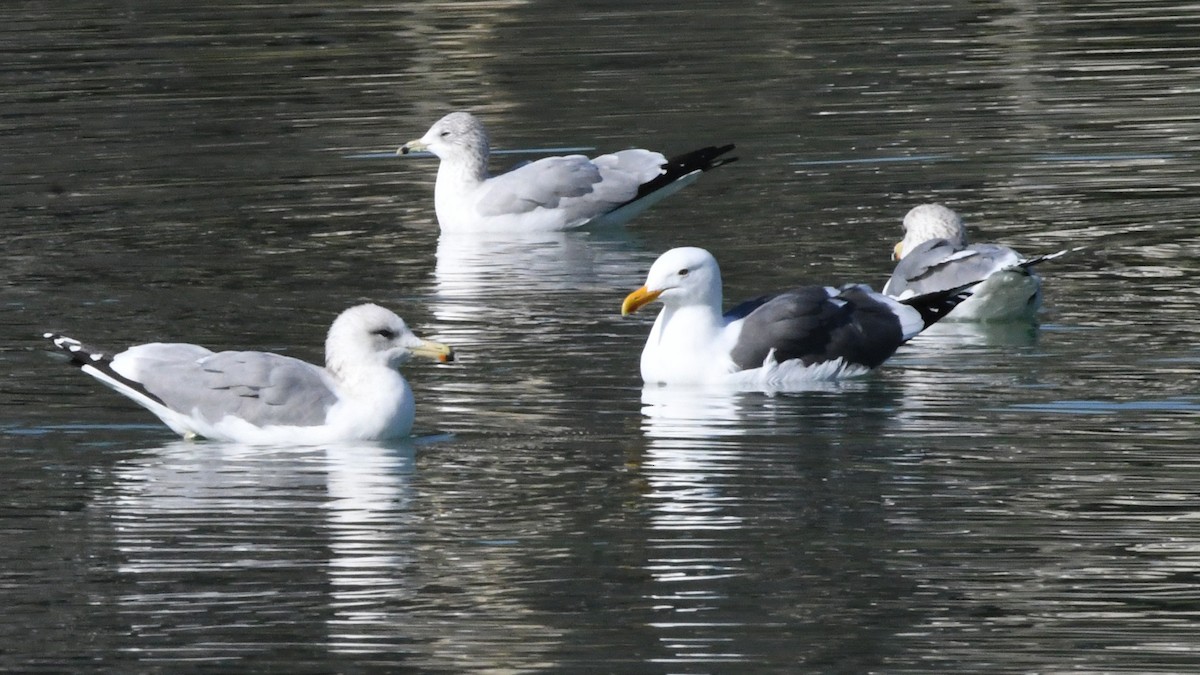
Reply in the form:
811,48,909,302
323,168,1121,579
399,112,735,233
46,304,453,444
622,247,973,390
885,204,1041,321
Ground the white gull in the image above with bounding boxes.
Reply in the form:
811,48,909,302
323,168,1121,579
621,247,976,391
398,111,735,233
45,304,453,444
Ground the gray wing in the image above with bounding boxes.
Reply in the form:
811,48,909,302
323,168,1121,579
474,149,665,219
116,345,338,427
884,239,1023,298
475,155,604,216
728,285,907,371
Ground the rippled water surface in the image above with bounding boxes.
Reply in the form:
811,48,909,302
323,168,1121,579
5,0,1200,672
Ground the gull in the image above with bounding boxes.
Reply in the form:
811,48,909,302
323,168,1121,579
45,304,453,444
884,204,1048,321
398,111,735,232
621,247,977,389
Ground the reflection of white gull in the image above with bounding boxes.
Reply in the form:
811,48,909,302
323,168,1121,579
45,304,452,443
102,439,419,656
321,442,418,651
885,204,1047,322
636,383,745,668
639,387,746,536
434,230,636,298
621,247,975,390
913,318,1039,348
399,111,735,232
109,442,342,582
640,385,751,441
431,229,645,338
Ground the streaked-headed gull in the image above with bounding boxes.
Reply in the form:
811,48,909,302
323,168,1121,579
885,204,1051,321
45,304,453,444
399,111,735,232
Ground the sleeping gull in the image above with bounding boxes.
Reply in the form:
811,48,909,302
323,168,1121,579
621,247,977,389
44,304,453,444
398,111,735,232
884,204,1049,321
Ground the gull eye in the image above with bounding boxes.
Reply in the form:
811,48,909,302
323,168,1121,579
372,328,397,340
678,268,689,276
439,130,450,137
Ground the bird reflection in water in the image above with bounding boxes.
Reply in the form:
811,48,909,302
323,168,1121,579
101,440,420,657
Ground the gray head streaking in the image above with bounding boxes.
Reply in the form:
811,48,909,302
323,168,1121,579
44,303,454,444
884,203,1053,322
398,111,735,233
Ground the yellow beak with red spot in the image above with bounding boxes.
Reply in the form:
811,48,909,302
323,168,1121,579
411,339,455,364
621,286,664,316
892,241,904,261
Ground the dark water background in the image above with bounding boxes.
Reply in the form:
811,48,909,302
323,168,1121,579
4,0,1200,672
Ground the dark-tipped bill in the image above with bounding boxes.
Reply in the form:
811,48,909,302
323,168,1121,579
397,139,426,155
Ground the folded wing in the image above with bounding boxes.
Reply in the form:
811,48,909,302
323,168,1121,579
475,149,667,223
885,239,1024,298
115,345,338,428
728,286,912,371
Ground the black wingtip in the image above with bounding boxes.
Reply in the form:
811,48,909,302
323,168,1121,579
44,333,170,408
899,247,1083,330
900,282,981,329
630,143,737,202
664,143,738,175
44,332,104,367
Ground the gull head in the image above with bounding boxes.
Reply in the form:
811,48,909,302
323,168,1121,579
326,304,453,377
622,246,723,316
398,111,490,162
895,203,967,260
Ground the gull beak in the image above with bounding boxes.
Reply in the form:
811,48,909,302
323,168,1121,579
892,241,904,261
397,138,427,155
621,286,663,316
410,339,455,363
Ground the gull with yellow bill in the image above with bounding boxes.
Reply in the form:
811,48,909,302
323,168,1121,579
45,304,453,443
621,247,976,390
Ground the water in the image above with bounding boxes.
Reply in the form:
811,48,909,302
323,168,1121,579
4,0,1200,671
